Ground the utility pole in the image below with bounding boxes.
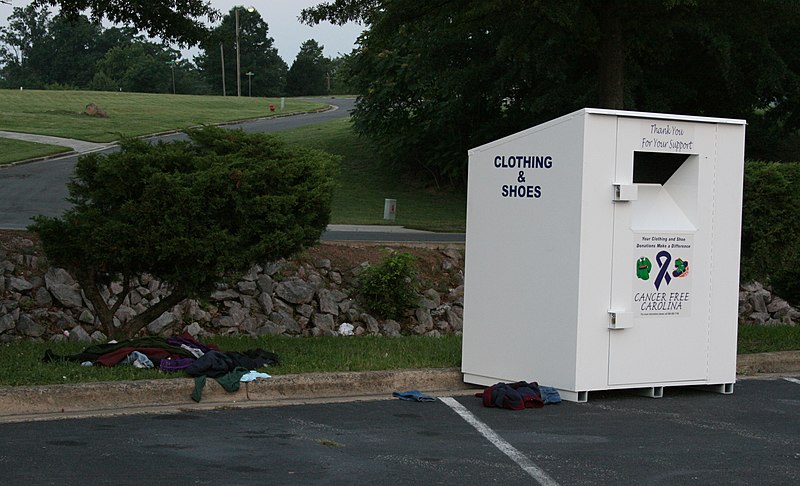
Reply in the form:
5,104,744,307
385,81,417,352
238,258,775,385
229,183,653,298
220,42,226,96
235,8,241,97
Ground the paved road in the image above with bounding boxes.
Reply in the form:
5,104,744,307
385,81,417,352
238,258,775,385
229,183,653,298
0,98,356,231
320,224,465,243
0,376,797,485
0,97,465,243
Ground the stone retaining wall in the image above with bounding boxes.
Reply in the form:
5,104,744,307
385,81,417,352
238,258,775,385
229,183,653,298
739,281,800,326
0,236,464,343
1,234,796,343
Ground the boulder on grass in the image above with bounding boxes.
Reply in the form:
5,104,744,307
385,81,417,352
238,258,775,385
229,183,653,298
84,103,108,117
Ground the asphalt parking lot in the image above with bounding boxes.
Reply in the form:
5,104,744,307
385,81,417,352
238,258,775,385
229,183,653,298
2,375,798,485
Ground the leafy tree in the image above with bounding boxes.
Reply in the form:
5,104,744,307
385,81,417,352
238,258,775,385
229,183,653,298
29,127,336,339
327,54,357,95
0,1,216,87
303,0,800,187
94,41,177,93
89,70,116,91
286,39,330,96
170,61,214,95
300,0,379,25
38,14,105,88
741,161,800,305
0,3,52,87
196,7,287,96
37,0,219,46
0,5,138,89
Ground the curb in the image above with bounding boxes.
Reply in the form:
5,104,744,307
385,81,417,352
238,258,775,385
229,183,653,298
735,350,800,375
0,368,477,423
1,352,798,423
0,149,78,169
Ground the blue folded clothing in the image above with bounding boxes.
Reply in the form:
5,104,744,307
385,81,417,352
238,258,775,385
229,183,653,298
123,351,154,369
540,386,562,404
392,390,437,402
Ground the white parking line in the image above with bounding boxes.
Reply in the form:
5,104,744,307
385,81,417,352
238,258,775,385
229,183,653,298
783,377,800,385
439,396,560,486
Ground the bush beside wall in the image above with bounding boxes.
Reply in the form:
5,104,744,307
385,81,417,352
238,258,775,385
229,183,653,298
741,161,800,306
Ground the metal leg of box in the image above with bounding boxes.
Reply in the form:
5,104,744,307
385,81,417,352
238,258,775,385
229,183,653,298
556,389,589,403
634,386,664,399
690,383,734,395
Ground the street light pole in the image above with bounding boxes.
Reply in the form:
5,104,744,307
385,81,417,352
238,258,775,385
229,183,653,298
246,72,254,97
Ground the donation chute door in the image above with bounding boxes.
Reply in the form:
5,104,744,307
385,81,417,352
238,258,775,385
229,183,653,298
607,116,717,386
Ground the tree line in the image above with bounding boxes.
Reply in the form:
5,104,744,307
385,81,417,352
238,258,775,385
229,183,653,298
0,4,350,96
3,0,799,188
302,0,800,187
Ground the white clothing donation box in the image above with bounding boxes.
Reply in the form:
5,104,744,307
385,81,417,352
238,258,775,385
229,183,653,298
462,108,746,402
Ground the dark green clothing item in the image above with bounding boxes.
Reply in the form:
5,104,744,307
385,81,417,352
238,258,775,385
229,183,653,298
191,367,249,403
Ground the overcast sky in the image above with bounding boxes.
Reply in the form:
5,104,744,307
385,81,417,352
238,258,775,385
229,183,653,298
0,0,364,64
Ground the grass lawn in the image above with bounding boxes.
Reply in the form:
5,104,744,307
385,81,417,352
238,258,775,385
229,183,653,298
0,138,70,165
0,89,324,142
1,324,797,386
0,89,465,231
278,118,467,232
0,335,463,386
737,324,800,354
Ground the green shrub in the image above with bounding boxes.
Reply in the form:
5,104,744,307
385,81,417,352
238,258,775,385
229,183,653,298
741,161,800,305
359,252,420,319
29,126,336,339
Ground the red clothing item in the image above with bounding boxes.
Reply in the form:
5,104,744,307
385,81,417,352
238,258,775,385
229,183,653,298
95,347,180,366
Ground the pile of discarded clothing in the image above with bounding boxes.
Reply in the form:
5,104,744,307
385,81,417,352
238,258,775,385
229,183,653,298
477,381,561,410
43,334,280,402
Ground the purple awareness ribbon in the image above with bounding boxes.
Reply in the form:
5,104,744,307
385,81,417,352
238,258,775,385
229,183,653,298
654,250,672,290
